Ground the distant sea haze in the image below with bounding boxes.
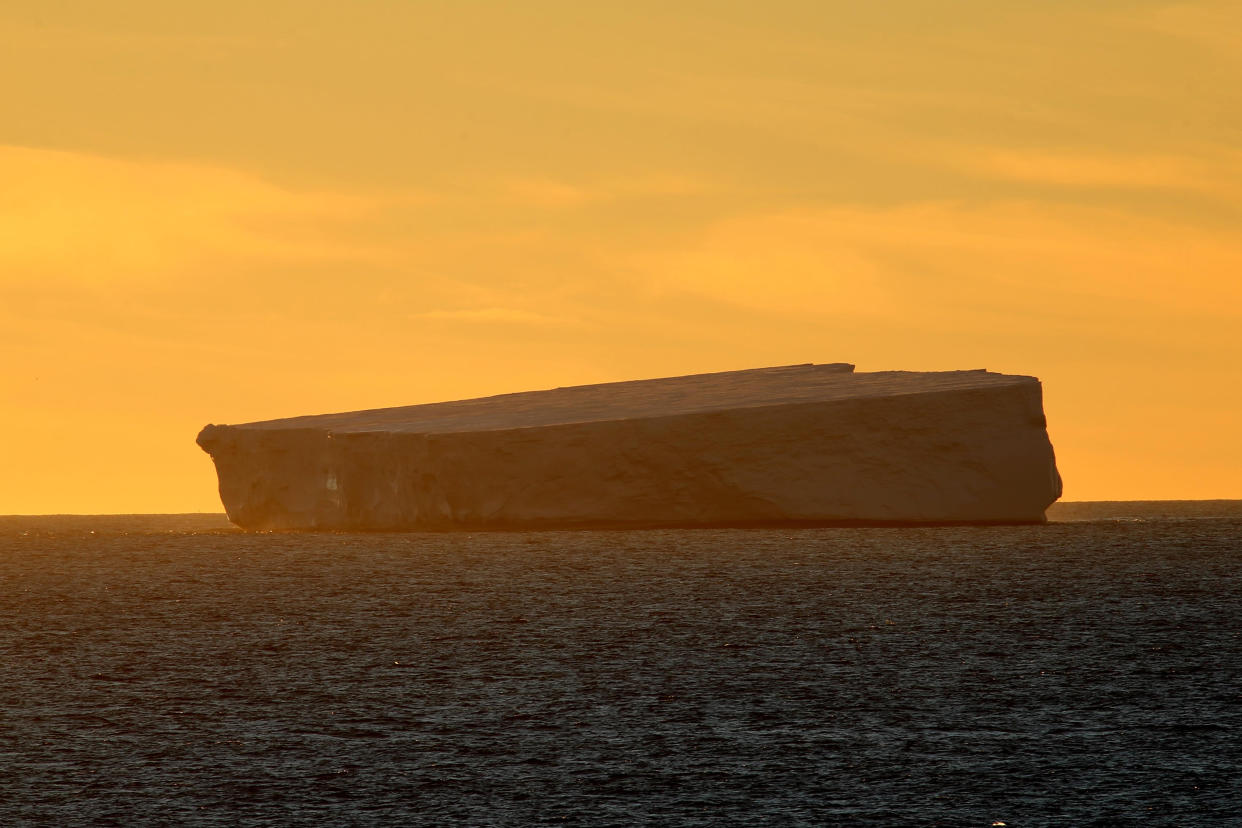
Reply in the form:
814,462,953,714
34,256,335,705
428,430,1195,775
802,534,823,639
3,501,1240,825
1047,500,1242,522
5,499,1242,531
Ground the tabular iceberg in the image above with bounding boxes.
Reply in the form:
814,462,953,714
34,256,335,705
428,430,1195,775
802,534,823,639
197,363,1062,530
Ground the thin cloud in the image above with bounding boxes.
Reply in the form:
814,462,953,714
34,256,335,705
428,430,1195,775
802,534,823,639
635,200,1242,324
413,307,584,327
0,145,387,283
944,147,1242,194
493,174,708,208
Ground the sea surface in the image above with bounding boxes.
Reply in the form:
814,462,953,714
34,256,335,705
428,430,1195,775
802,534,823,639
2,502,1240,826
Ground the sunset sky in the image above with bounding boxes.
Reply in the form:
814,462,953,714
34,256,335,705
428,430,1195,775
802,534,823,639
3,0,1240,513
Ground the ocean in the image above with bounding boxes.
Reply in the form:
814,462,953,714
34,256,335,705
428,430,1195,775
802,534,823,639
2,502,1240,826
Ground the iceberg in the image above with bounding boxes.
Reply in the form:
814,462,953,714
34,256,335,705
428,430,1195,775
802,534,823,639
197,363,1062,530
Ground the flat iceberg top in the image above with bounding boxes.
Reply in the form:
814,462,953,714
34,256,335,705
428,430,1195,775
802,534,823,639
227,363,1039,436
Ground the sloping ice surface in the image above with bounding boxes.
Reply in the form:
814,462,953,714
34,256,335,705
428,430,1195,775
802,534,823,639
235,363,1034,435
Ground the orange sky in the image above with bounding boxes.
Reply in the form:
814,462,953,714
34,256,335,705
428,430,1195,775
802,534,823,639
3,1,1240,513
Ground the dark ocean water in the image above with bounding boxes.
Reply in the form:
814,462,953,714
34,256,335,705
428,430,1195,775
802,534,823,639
2,503,1240,826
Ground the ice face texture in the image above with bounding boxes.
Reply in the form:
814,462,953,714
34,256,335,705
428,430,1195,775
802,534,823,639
196,364,1063,530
